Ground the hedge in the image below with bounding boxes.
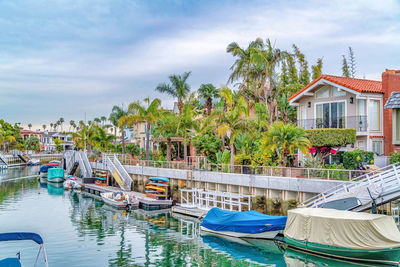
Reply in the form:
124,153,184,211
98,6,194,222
305,128,356,147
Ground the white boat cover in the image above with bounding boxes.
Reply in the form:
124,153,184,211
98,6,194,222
284,208,400,249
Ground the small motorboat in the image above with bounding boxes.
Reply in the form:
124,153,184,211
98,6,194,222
0,232,48,267
38,164,57,178
48,160,61,166
63,179,82,190
284,208,400,265
47,168,65,183
101,192,139,209
27,158,41,166
201,207,287,239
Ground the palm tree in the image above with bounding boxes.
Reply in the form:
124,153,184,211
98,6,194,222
100,116,107,126
197,83,219,115
227,38,286,123
72,121,96,152
94,117,101,125
42,124,47,131
152,113,180,162
119,98,163,161
262,122,310,167
50,123,54,131
69,120,75,132
156,72,191,114
176,104,198,168
28,123,32,130
93,127,115,152
109,105,128,152
59,118,64,131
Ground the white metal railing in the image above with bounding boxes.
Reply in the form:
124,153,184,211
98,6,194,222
81,152,92,177
180,188,251,212
77,151,92,178
104,154,131,190
392,207,400,225
301,163,400,208
0,152,8,167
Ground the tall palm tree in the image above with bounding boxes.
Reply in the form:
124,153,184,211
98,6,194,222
176,104,198,168
109,105,128,152
156,72,191,114
227,38,286,123
28,123,32,130
93,117,101,125
100,116,107,126
197,83,219,115
262,122,310,167
50,123,54,131
119,98,163,160
69,120,75,132
59,118,64,131
42,124,47,131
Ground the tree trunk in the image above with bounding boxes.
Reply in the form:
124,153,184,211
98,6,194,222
166,137,171,162
177,142,180,159
121,128,125,154
222,135,226,152
145,123,150,161
206,97,212,115
178,99,183,114
114,127,117,145
230,143,235,173
183,139,187,169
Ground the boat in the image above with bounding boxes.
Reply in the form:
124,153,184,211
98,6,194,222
100,191,139,209
284,208,400,266
63,179,82,190
0,232,48,267
26,158,41,165
200,207,287,239
47,168,65,183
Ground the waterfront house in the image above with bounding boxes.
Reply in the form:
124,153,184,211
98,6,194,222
42,131,74,152
289,69,400,157
20,129,44,149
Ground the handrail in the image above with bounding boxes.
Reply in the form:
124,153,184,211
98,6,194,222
113,155,132,189
77,152,89,178
81,152,92,177
301,162,400,208
104,155,130,190
0,152,8,166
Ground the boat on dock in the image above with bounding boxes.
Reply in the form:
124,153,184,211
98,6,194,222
47,168,65,183
38,164,58,178
284,208,400,266
0,232,49,267
200,207,287,239
100,191,139,209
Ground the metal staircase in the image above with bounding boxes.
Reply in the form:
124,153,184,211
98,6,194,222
14,150,30,163
77,151,92,178
0,152,8,169
301,163,400,211
104,154,132,190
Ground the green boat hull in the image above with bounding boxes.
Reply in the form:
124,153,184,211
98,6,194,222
284,237,400,265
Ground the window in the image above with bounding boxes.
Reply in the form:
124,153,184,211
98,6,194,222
300,105,307,128
316,87,329,98
394,109,400,144
316,102,345,128
369,100,380,131
357,140,365,150
372,141,383,155
332,87,346,97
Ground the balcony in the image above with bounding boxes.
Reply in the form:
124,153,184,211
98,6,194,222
297,115,368,131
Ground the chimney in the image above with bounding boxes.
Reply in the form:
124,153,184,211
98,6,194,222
382,69,400,155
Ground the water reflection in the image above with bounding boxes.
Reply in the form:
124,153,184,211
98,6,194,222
0,173,389,266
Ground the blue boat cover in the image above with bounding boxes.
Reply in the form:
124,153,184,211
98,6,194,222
0,258,22,267
0,232,43,244
39,165,56,173
149,177,169,182
201,208,287,234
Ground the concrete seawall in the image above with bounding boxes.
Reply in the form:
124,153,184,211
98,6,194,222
91,162,346,202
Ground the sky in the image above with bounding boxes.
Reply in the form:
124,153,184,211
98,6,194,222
0,0,399,129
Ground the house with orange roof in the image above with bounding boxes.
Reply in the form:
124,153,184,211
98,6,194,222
289,69,400,158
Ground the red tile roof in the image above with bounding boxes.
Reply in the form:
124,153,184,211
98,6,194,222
289,75,383,101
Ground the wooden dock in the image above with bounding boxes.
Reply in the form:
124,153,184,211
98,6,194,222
172,205,208,219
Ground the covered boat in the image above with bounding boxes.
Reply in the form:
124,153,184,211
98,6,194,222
38,164,57,178
284,208,400,265
47,168,65,183
0,232,48,267
201,208,287,239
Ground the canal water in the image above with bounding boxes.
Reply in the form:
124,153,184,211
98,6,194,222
0,167,381,266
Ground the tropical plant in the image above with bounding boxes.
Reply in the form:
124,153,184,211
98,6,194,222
69,120,76,132
53,138,64,152
42,124,47,131
176,103,199,168
92,127,115,152
59,117,64,132
262,122,310,167
28,123,32,130
119,98,163,161
25,136,40,151
197,83,219,115
109,105,128,152
152,112,180,162
156,72,191,113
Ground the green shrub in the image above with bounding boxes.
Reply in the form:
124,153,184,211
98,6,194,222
325,163,347,180
342,149,374,169
390,152,400,164
305,128,356,147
